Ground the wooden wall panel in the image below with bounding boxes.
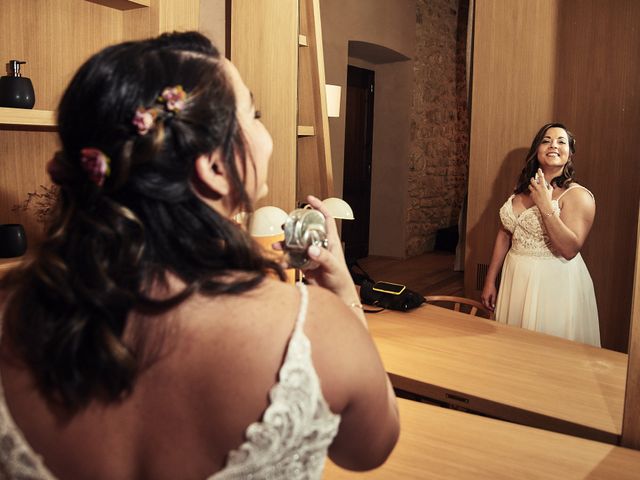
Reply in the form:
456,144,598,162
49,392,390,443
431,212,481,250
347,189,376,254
231,0,298,212
465,0,558,294
0,0,123,111
0,0,199,249
0,131,57,243
156,0,199,33
0,0,125,246
553,0,640,353
122,0,199,42
466,0,640,352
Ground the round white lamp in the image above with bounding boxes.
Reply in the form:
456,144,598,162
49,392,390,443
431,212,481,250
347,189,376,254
249,206,289,236
249,206,296,284
321,197,354,220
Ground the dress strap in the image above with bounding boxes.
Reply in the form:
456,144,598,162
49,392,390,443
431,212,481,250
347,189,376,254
556,184,594,201
293,282,309,332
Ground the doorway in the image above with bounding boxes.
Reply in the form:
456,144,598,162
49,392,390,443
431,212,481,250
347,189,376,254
342,65,375,261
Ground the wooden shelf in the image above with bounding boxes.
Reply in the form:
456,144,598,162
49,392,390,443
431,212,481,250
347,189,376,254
297,125,315,136
298,34,308,46
0,258,24,277
0,107,56,128
86,0,150,10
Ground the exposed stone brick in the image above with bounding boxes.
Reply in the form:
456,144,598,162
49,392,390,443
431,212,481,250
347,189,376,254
406,0,469,257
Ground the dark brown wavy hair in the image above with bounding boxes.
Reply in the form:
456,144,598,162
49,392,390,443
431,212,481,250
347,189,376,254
0,31,284,411
514,122,576,194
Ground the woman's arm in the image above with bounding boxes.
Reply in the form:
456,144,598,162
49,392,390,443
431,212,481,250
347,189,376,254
529,172,595,259
301,195,366,325
305,286,400,471
298,195,399,469
481,227,512,311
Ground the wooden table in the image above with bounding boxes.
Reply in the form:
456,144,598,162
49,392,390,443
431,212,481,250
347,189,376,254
324,398,640,479
366,304,627,443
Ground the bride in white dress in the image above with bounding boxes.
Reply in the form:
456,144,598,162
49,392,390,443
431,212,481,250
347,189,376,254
481,123,600,347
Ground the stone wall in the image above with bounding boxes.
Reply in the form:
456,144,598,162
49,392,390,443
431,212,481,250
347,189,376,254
406,0,469,256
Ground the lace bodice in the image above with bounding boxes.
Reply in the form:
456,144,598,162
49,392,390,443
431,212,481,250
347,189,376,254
499,186,593,258
499,195,558,257
0,283,341,480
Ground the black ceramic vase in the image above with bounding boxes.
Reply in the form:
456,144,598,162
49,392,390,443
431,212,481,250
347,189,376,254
0,224,27,258
0,60,35,109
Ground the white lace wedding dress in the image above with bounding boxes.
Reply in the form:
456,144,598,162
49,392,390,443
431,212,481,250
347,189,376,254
0,283,341,479
495,186,601,347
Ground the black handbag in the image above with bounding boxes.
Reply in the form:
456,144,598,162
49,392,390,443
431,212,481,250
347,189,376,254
360,279,425,312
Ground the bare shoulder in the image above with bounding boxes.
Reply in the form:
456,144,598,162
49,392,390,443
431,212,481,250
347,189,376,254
302,285,385,412
562,183,595,203
303,285,400,469
188,277,302,335
303,284,369,344
557,184,596,228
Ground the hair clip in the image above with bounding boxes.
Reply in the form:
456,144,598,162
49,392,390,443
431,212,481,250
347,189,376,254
158,85,187,113
132,108,158,136
132,85,187,135
80,148,111,187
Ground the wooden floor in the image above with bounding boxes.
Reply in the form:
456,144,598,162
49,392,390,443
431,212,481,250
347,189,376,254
355,252,464,297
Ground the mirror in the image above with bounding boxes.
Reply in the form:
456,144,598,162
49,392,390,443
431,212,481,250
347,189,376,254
466,0,639,356
318,0,640,441
322,0,639,348
219,0,639,444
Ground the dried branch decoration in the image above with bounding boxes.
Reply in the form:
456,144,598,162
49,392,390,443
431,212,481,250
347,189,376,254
12,184,60,224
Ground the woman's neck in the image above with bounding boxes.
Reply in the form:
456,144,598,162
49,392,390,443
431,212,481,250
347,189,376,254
540,166,563,180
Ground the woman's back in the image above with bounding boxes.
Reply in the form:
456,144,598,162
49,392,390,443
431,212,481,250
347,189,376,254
1,279,394,479
0,30,398,479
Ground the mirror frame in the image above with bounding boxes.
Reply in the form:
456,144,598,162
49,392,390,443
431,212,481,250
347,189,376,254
622,206,640,448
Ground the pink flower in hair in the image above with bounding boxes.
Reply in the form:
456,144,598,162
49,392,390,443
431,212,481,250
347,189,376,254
80,148,111,187
132,107,157,135
159,85,187,112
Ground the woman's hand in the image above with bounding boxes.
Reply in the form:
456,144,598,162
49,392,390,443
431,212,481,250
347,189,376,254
528,168,554,213
481,227,511,314
301,195,359,303
481,283,497,312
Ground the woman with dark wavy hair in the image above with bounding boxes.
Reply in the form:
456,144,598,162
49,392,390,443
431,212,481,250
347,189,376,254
0,32,398,479
481,123,600,346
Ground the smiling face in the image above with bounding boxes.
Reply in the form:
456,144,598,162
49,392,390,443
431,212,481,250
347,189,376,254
223,59,273,203
536,127,571,173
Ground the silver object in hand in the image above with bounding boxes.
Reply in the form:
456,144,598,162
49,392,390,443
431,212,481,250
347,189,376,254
283,208,329,270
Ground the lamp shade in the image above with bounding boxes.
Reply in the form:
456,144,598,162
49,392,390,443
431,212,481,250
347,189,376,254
325,84,341,118
249,206,289,236
249,206,296,285
322,197,354,220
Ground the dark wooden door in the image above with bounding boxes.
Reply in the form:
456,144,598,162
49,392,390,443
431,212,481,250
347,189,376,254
342,65,375,261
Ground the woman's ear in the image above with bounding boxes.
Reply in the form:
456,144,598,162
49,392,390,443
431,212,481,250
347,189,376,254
194,150,230,198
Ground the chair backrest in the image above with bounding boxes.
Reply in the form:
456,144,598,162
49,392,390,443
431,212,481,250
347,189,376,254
424,295,494,320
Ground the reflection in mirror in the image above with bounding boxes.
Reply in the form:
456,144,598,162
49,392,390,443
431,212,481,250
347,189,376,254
319,0,639,444
466,0,639,353
481,123,601,348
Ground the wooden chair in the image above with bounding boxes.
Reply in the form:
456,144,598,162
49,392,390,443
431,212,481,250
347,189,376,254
424,295,494,320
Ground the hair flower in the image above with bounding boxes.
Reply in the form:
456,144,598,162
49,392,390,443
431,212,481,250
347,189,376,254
80,148,111,187
158,85,187,112
133,107,157,135
132,85,188,136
